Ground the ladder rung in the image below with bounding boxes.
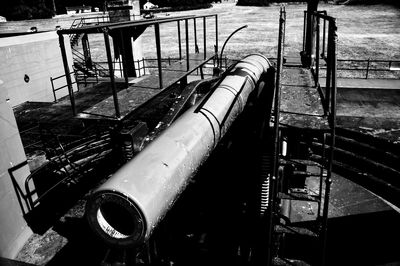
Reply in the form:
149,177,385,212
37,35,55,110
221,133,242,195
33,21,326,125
274,224,319,238
278,192,320,202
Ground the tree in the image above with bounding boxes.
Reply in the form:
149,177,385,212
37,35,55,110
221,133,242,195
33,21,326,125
0,0,55,20
236,0,269,6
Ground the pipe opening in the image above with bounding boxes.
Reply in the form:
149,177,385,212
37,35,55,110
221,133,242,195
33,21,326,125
97,201,136,239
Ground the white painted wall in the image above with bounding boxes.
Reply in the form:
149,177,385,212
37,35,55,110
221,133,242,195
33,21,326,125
0,80,32,259
0,31,76,259
0,31,76,107
130,0,145,77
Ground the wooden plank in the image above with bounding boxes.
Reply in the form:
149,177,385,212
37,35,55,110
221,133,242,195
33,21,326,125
77,53,214,120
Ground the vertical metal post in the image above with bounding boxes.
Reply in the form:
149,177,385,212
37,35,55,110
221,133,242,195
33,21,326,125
194,18,199,53
366,58,370,79
322,17,326,59
215,15,218,54
267,7,286,265
185,19,190,71
58,33,76,116
119,58,122,78
177,20,182,60
304,1,319,67
317,133,327,219
142,58,146,75
203,17,207,60
325,20,332,114
95,65,99,84
321,19,337,266
331,21,337,130
303,11,307,51
316,17,320,84
104,31,120,118
119,29,129,86
82,33,93,69
50,77,56,102
155,23,163,90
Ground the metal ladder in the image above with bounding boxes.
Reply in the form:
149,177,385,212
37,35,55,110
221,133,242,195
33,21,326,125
265,7,337,266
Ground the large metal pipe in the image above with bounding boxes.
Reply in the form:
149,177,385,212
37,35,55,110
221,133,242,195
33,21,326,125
86,54,272,247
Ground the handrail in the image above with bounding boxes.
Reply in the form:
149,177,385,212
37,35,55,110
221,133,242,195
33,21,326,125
50,71,78,102
309,11,337,120
308,11,337,266
59,14,219,119
72,48,110,74
266,6,286,265
7,133,112,220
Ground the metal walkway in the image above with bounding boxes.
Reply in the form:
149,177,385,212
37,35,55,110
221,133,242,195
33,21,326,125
77,53,215,120
280,67,329,130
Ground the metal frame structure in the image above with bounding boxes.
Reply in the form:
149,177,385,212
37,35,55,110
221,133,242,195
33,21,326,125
266,8,338,266
57,14,218,119
304,10,400,80
7,132,113,232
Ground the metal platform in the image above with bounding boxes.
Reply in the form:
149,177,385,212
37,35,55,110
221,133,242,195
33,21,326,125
279,67,329,130
77,53,215,120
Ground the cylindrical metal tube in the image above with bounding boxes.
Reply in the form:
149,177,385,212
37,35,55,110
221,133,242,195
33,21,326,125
86,54,272,247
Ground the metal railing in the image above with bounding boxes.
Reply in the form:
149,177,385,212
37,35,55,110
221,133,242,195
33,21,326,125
70,13,143,29
7,133,112,223
332,58,400,79
50,72,78,102
309,11,337,266
303,10,328,60
267,6,286,265
72,48,111,76
58,14,219,119
68,14,142,47
304,10,400,80
311,11,337,121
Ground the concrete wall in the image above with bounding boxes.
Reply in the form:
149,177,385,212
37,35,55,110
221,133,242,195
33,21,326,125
0,31,76,259
130,0,144,77
0,31,76,107
0,80,32,259
109,0,144,78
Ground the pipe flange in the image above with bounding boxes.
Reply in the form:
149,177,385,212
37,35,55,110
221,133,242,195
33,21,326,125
86,191,146,247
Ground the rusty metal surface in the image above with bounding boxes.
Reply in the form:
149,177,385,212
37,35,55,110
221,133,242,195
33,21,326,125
279,68,328,130
279,113,329,130
280,68,323,116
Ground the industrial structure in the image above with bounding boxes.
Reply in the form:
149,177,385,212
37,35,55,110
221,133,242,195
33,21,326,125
0,0,399,265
